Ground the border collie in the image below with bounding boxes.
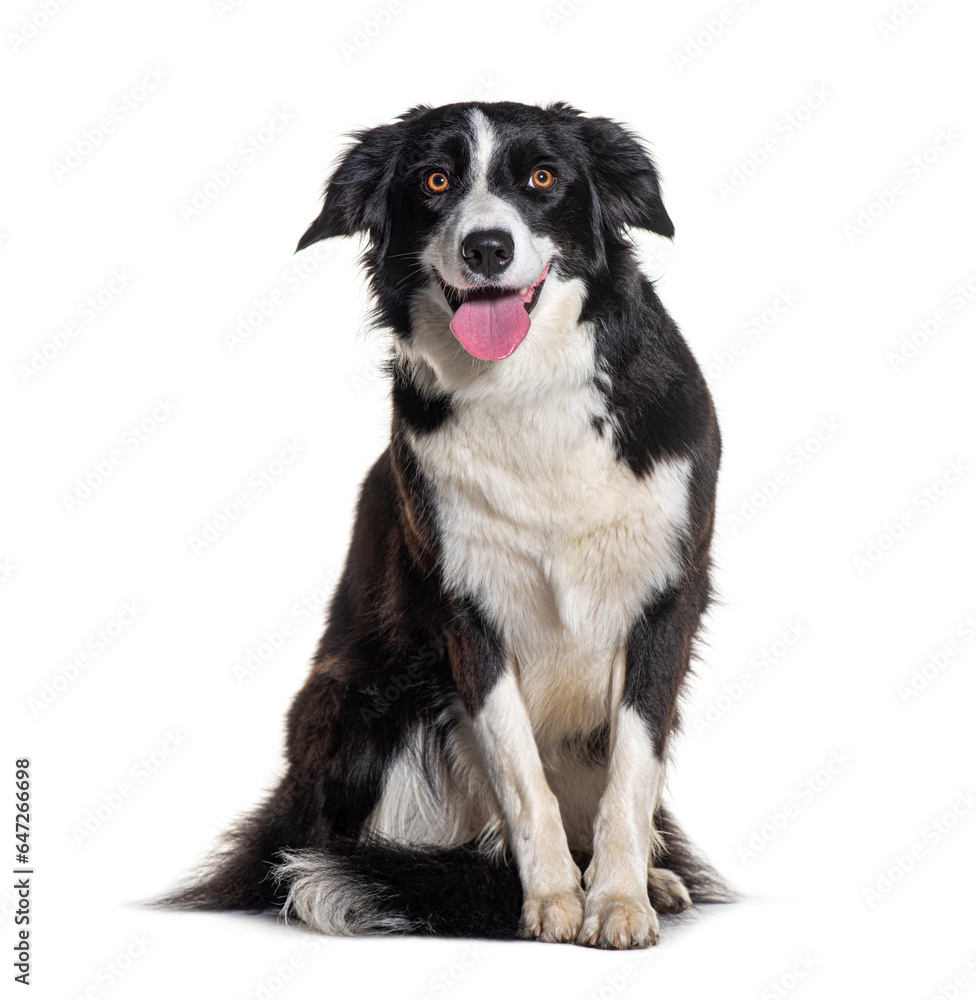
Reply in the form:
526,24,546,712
163,101,731,948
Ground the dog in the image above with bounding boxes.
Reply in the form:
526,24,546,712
162,100,731,949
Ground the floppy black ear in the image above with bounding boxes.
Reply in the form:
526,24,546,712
296,122,402,252
579,116,674,239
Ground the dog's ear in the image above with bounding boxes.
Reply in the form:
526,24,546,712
579,116,674,239
296,123,402,252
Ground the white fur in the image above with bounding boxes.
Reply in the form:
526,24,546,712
279,850,417,935
468,107,494,184
363,707,499,849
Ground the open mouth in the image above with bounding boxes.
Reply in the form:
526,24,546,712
435,263,550,361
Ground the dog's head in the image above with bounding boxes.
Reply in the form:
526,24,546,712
298,102,672,363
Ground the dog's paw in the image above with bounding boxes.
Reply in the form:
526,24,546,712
578,893,659,949
647,867,693,914
520,888,585,943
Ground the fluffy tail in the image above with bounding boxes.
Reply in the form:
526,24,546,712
156,800,733,936
278,838,525,939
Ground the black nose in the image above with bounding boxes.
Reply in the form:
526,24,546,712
461,228,514,278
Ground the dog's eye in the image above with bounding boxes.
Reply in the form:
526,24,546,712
527,168,556,190
425,171,450,193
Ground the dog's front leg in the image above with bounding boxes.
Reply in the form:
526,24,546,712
473,667,584,941
449,604,583,942
580,586,701,949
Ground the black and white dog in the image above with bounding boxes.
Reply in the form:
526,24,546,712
164,101,730,948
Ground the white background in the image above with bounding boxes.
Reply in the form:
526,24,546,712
3,0,975,997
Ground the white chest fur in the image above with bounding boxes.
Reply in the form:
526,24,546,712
403,278,692,746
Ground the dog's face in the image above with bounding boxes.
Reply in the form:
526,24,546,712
299,102,673,363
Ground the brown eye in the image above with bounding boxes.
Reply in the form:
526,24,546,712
426,171,450,193
528,168,555,190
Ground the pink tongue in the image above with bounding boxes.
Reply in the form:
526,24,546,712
450,291,531,361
